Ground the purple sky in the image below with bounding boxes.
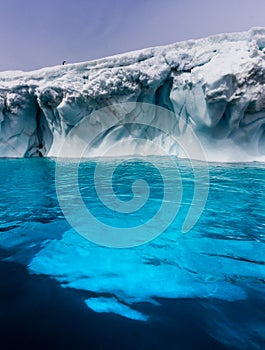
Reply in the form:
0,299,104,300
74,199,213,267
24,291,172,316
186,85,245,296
1,0,265,71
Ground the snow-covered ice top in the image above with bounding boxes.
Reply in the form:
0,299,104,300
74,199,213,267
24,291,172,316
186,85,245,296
1,28,265,161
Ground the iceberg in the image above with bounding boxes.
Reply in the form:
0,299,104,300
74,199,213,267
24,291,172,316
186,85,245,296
1,28,265,348
1,28,265,161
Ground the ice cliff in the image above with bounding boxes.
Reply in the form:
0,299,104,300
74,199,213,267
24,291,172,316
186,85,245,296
2,28,265,160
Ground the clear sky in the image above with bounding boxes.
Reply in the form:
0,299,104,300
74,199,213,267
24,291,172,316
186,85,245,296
0,0,264,71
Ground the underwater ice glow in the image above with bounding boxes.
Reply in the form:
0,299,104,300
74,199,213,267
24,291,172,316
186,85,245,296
0,158,265,349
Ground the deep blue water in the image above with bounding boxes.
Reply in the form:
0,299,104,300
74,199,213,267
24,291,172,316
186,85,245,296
0,158,265,350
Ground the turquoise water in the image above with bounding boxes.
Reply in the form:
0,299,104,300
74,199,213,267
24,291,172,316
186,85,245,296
0,158,265,349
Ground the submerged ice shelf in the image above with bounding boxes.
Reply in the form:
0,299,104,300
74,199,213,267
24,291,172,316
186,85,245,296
1,28,265,161
0,158,265,349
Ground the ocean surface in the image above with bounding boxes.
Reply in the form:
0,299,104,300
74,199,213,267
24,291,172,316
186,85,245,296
0,157,264,350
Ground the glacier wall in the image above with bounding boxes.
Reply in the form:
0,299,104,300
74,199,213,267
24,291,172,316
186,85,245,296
2,28,265,160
